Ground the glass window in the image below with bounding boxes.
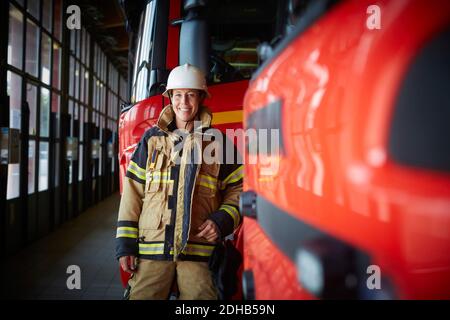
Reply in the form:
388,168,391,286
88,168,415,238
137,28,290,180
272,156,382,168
7,164,20,200
41,33,51,85
92,78,97,109
27,0,40,20
86,32,90,67
132,1,156,102
26,19,39,77
68,99,74,136
107,92,111,117
26,83,37,135
99,84,104,113
42,0,52,32
78,147,83,181
74,102,79,121
85,104,89,122
98,147,102,176
113,94,117,118
54,142,59,187
6,71,22,129
80,66,85,104
76,29,81,58
102,56,107,82
70,30,76,53
52,93,60,138
69,56,75,96
84,70,89,104
38,142,49,191
69,162,73,184
8,4,24,70
52,42,61,89
79,106,84,142
81,29,86,63
28,140,36,194
53,0,62,41
96,81,100,111
75,61,80,100
40,88,50,137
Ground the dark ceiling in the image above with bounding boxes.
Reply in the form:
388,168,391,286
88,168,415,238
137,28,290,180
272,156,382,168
75,0,129,78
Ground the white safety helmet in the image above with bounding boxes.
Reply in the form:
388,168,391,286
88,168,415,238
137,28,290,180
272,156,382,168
163,63,210,98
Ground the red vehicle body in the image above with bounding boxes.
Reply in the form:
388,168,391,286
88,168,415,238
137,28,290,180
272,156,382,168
117,0,279,298
242,0,450,299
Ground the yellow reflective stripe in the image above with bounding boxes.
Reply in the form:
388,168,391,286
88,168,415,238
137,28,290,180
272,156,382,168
138,242,214,257
129,161,146,174
198,174,217,183
138,243,165,255
182,250,212,257
149,179,173,183
151,172,170,177
128,167,146,181
182,243,215,257
147,171,173,184
197,174,217,190
220,204,240,229
198,181,215,189
222,165,244,187
148,171,171,180
139,243,164,248
116,227,138,238
186,243,215,250
138,250,164,255
117,234,138,239
117,227,138,232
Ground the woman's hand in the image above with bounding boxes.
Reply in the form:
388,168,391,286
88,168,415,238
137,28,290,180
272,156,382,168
195,219,221,243
119,255,137,273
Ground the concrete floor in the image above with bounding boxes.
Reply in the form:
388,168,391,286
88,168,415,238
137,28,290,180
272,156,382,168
0,193,125,300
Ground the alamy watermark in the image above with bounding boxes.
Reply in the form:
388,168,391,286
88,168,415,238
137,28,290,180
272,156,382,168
366,5,381,30
66,265,81,290
66,5,81,30
367,264,381,290
168,122,281,173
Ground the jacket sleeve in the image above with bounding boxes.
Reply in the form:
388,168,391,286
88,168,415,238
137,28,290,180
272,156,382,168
209,136,243,238
115,134,148,259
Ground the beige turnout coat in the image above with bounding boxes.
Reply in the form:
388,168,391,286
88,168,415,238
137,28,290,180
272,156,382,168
116,105,243,262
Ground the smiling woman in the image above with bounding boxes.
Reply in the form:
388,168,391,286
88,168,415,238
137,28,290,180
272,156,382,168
171,89,201,125
162,64,210,131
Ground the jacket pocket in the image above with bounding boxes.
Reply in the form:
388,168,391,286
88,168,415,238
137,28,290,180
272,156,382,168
140,197,162,230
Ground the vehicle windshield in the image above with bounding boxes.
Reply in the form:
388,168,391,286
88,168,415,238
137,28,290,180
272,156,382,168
130,0,280,102
204,0,279,84
130,1,156,103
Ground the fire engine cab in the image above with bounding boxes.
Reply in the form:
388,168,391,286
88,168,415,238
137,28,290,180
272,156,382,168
241,0,450,299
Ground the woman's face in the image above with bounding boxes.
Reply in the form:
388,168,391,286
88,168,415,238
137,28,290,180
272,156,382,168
171,89,201,122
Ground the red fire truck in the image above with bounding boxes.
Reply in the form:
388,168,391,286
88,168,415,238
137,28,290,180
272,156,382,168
117,0,282,297
241,0,450,299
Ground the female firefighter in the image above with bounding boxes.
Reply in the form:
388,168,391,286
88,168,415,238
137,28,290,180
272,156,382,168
115,64,243,299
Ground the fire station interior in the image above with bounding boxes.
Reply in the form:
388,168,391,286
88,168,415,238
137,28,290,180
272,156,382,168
0,0,285,300
1,0,449,302
0,0,129,299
